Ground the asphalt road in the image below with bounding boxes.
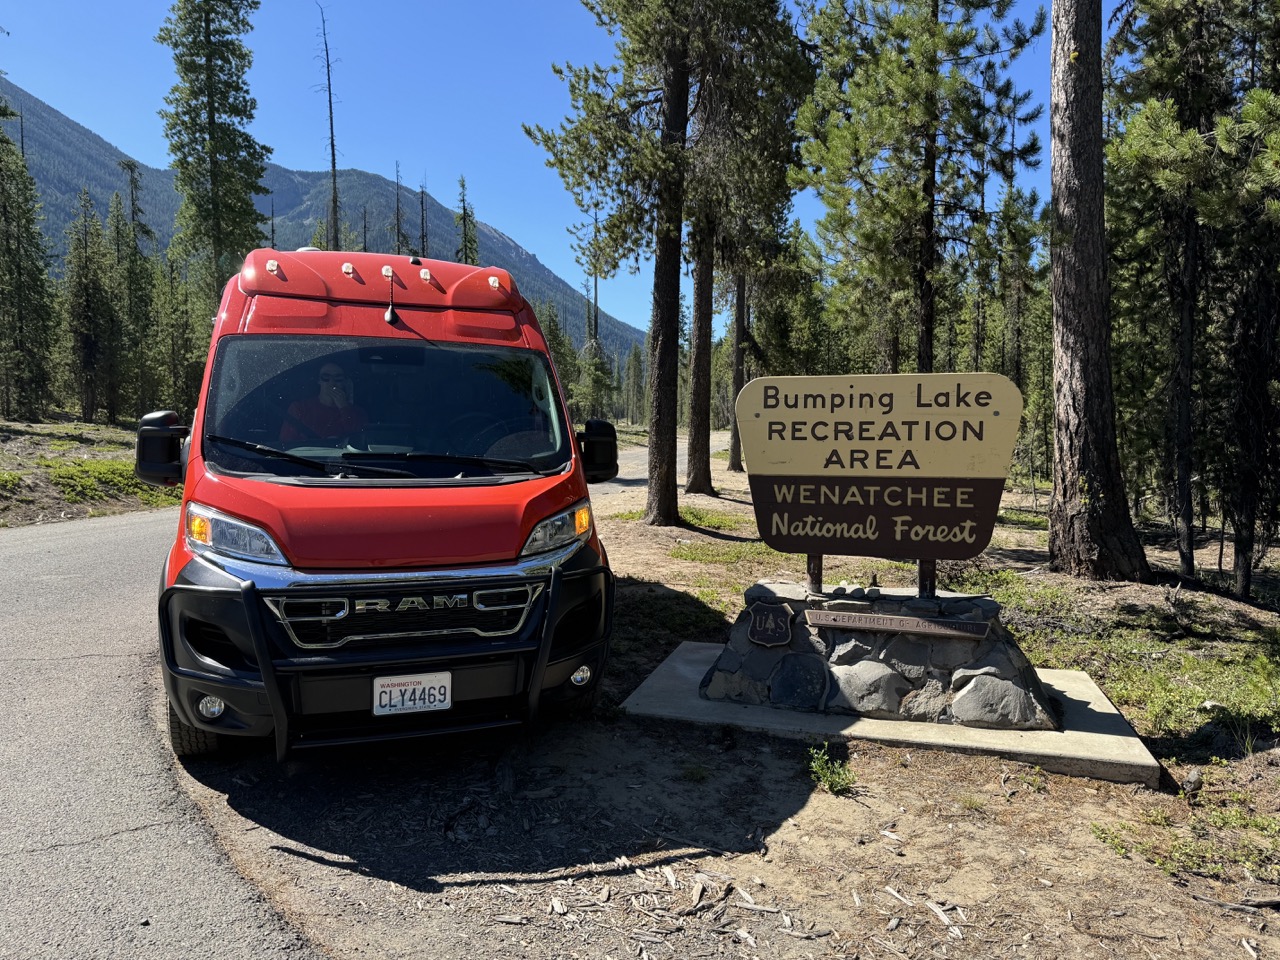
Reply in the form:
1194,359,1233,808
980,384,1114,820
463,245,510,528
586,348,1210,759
0,510,322,960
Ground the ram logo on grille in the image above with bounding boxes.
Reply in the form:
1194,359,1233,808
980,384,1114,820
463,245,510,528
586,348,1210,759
263,584,540,649
354,595,468,613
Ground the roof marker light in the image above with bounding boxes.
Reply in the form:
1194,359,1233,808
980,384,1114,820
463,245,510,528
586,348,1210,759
265,259,279,275
420,268,432,283
381,265,394,279
342,262,354,276
488,276,500,290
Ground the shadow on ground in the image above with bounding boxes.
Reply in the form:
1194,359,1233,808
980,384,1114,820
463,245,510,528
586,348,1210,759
178,580,817,899
182,717,817,897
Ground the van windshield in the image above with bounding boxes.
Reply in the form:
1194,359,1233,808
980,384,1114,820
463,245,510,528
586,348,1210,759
202,336,571,481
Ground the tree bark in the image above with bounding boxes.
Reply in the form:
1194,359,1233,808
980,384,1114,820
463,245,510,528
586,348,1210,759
916,0,940,375
644,38,690,526
727,272,747,473
685,227,715,495
320,4,339,252
1227,259,1278,599
1048,0,1152,582
1170,209,1199,578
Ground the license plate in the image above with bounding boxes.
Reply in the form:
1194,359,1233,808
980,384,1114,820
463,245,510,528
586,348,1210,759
373,672,451,716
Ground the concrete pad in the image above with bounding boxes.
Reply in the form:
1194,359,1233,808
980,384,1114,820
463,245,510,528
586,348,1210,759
622,642,1163,788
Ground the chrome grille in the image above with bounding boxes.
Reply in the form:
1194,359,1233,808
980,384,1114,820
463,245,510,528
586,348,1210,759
263,582,542,649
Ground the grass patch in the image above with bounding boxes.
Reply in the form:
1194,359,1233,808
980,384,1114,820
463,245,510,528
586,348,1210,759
1092,823,1133,858
678,505,752,531
0,471,21,494
671,540,788,565
40,458,182,507
997,508,1049,530
807,742,857,796
606,508,644,521
604,505,753,532
712,449,730,460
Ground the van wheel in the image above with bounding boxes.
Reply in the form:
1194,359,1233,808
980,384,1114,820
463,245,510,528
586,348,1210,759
168,702,221,757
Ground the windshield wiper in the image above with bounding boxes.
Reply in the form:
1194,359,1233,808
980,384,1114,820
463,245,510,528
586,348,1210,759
341,450,556,476
205,435,415,478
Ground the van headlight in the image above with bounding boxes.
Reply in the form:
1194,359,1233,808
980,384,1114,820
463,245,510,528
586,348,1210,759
520,501,593,557
185,502,288,566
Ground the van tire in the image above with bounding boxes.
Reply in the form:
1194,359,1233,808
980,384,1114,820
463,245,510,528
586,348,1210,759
168,702,221,757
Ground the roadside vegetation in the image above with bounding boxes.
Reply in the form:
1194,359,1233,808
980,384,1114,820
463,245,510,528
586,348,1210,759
0,417,181,526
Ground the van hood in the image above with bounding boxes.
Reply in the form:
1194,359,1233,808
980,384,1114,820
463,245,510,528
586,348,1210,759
189,470,582,570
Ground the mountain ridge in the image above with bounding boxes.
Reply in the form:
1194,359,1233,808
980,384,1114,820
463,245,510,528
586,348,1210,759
0,75,645,364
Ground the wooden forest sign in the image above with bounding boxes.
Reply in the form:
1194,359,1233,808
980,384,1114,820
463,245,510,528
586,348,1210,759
735,374,1023,561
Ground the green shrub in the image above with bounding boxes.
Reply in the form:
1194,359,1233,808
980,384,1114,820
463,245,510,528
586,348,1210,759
808,742,857,796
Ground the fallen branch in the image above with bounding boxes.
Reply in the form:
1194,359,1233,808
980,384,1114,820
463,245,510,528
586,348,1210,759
1189,893,1261,915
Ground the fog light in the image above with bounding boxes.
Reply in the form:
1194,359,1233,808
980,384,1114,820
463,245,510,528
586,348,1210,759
570,665,592,687
197,696,226,720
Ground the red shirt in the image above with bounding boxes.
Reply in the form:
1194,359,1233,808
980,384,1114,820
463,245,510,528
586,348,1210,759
280,397,368,444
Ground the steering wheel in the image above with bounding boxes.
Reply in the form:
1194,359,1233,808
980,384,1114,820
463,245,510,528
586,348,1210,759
446,414,526,455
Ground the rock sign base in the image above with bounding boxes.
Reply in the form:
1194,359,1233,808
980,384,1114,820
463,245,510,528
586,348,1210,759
700,580,1059,731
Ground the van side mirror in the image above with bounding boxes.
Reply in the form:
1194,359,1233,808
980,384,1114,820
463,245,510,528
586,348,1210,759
136,410,190,487
577,419,618,484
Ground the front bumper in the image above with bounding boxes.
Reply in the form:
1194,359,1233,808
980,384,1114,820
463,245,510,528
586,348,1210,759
160,544,613,759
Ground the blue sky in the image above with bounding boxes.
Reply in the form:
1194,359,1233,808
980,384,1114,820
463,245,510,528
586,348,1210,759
1,0,1054,334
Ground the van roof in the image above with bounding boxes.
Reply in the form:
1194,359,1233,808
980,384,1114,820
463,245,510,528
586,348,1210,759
238,249,524,311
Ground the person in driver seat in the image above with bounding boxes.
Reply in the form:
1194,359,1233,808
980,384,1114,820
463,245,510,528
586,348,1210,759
280,362,368,444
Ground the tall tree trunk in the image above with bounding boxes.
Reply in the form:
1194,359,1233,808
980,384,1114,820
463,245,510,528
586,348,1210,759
686,226,715,495
201,7,223,287
1170,209,1199,578
728,272,747,472
1228,261,1279,599
644,39,690,526
917,0,940,374
1048,0,1152,582
319,4,339,252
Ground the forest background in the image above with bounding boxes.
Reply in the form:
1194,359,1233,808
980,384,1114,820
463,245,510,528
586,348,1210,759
0,0,1278,602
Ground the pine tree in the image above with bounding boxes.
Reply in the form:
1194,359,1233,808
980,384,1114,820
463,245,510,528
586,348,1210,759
537,299,580,403
154,255,207,418
529,0,804,523
1209,86,1280,598
622,343,645,425
390,162,413,255
112,158,165,418
796,0,1043,374
63,189,114,423
157,0,272,292
682,0,811,493
1106,0,1280,596
100,194,131,422
0,108,56,420
454,175,478,265
1108,0,1235,578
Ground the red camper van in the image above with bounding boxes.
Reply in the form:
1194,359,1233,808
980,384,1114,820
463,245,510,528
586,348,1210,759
136,248,617,759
